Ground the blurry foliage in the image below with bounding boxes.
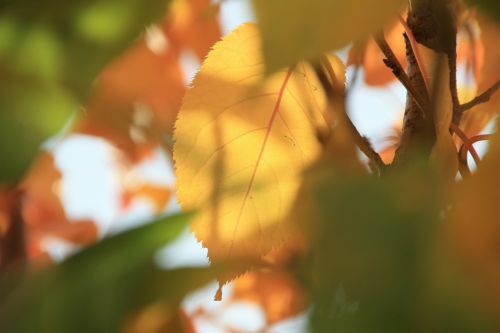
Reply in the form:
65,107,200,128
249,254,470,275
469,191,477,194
0,0,171,182
0,213,216,333
298,157,496,332
0,0,500,332
253,0,404,72
469,0,500,20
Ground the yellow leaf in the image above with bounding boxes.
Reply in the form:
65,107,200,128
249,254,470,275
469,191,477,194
174,23,344,262
253,0,404,72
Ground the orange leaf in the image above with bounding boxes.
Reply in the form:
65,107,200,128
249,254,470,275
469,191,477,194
232,270,307,325
19,152,98,259
349,18,406,86
76,36,185,160
121,184,173,213
76,0,222,160
165,0,221,59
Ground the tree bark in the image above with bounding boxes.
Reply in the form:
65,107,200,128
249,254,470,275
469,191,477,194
392,0,459,166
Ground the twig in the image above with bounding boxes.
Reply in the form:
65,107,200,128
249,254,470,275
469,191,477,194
459,134,492,164
398,14,430,93
459,81,500,113
374,33,428,113
458,134,492,178
457,151,471,178
450,123,481,165
315,57,386,174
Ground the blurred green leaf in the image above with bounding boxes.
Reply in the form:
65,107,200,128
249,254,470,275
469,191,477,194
0,81,76,182
0,0,171,183
0,212,216,333
252,0,404,72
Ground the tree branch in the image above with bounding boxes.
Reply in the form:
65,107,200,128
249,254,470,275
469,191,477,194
374,33,428,113
398,14,431,93
314,58,386,175
459,81,500,113
450,123,481,165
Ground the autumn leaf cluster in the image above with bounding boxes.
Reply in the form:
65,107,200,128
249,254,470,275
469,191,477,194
0,0,500,332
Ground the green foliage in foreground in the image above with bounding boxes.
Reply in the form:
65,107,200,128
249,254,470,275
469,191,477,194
0,212,216,333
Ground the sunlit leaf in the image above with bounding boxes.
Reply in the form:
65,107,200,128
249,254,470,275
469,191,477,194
174,23,344,263
253,0,404,72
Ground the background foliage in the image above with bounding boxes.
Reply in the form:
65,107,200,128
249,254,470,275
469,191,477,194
0,0,499,332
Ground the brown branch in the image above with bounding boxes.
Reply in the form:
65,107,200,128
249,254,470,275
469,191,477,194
457,149,471,178
448,52,461,125
450,123,480,165
459,134,493,163
458,134,493,178
314,58,386,175
459,81,500,113
374,33,428,114
398,14,431,93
